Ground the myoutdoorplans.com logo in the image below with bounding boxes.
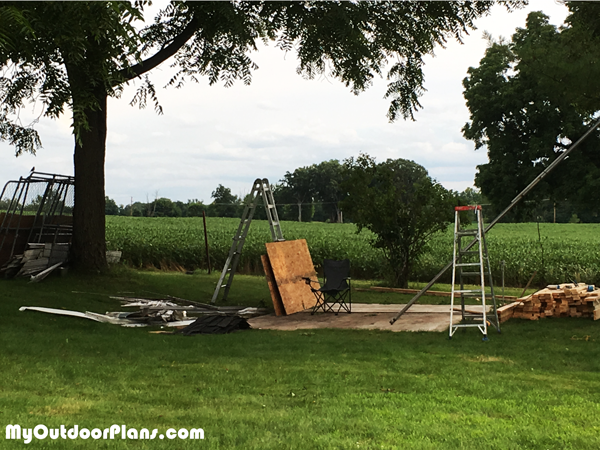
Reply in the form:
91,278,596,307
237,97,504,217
6,424,204,444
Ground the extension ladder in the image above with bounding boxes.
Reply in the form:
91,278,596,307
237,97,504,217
211,178,284,304
449,205,500,339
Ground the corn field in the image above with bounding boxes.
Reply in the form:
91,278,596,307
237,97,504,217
106,217,600,287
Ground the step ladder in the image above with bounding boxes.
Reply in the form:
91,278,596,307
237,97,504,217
211,178,284,304
449,205,500,340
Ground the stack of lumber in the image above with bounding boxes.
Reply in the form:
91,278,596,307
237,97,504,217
497,283,600,322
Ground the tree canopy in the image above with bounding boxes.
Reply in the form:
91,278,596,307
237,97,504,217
341,154,455,287
275,159,346,223
211,184,241,218
462,5,600,221
0,0,523,270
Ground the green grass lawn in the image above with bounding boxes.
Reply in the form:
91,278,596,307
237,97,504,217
2,269,600,449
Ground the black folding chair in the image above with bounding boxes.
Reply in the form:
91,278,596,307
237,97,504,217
303,259,351,315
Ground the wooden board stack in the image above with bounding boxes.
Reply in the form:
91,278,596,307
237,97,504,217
496,283,600,322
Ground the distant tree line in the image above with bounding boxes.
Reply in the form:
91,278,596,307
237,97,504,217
104,160,349,221
103,159,411,221
104,157,598,223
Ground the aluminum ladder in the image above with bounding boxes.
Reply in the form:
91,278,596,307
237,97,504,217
211,178,284,304
449,205,500,340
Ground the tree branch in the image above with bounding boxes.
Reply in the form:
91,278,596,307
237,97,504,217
119,16,198,83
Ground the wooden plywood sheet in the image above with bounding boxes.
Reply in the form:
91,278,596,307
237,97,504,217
265,239,319,315
261,254,285,316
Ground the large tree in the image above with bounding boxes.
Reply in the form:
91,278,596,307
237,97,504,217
276,159,346,223
0,1,523,270
209,184,241,218
462,6,600,220
341,154,455,287
308,160,346,223
276,166,315,222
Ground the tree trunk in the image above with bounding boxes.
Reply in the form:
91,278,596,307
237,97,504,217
71,91,108,271
393,252,411,288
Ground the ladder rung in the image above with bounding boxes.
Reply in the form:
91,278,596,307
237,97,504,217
455,263,481,267
457,230,478,236
460,272,482,276
453,289,482,294
459,251,479,256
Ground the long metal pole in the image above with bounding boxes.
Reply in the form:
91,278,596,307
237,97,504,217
202,209,211,275
390,117,600,325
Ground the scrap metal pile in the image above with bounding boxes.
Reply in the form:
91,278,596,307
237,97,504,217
111,296,267,325
497,283,600,322
20,295,267,334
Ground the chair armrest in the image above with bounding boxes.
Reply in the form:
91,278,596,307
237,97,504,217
302,277,318,285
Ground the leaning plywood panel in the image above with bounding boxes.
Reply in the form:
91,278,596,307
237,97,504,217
265,239,319,315
261,254,286,316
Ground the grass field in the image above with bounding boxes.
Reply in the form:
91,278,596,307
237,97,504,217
2,269,600,449
106,217,600,287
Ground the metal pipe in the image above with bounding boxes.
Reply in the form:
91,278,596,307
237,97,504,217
390,117,600,325
202,209,211,275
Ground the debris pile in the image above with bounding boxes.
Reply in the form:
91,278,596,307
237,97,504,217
20,295,267,332
2,244,122,281
113,296,267,325
1,243,69,281
497,283,600,322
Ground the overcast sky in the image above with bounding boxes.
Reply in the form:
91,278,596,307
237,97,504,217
0,1,570,207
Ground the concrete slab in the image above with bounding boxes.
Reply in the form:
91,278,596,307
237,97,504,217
248,303,489,332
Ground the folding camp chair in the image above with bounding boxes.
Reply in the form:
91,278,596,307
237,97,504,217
303,259,351,314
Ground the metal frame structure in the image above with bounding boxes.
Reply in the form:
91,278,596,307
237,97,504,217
449,205,499,339
211,178,284,304
0,171,74,265
390,117,600,326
